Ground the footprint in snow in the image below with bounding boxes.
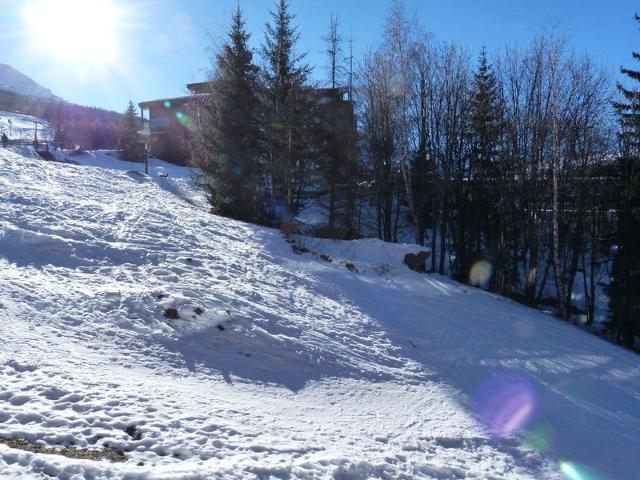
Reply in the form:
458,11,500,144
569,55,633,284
41,387,69,401
5,360,38,373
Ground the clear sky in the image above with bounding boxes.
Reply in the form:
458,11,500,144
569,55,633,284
0,0,638,113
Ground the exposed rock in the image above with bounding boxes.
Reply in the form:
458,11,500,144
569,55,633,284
403,251,430,273
291,244,310,255
0,437,127,462
124,425,142,441
345,262,358,273
163,308,180,320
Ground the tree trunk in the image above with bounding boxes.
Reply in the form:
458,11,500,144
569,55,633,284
551,125,567,320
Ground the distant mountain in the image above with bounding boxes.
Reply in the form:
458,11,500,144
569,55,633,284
0,64,61,101
0,65,121,149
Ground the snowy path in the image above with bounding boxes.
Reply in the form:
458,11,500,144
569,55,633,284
0,147,638,479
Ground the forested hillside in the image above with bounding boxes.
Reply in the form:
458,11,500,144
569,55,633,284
0,89,122,149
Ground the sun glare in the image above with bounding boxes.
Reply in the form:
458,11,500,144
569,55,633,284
23,0,119,64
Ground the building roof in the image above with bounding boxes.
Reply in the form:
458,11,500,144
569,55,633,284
186,82,211,95
138,94,208,109
139,85,350,110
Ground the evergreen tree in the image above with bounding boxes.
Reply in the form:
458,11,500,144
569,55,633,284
456,48,504,283
471,47,502,179
117,101,145,162
194,6,262,222
609,14,640,349
606,154,640,349
261,0,314,217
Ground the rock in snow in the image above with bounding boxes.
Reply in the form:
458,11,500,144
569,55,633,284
0,127,639,479
403,251,430,273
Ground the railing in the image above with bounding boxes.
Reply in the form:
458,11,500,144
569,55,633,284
4,138,64,149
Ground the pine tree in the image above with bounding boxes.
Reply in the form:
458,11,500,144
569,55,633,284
609,14,640,349
117,101,145,162
471,48,502,179
194,6,262,222
460,48,505,284
261,0,314,217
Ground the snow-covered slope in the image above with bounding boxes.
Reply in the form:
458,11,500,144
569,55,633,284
0,64,60,101
0,146,639,480
0,111,54,142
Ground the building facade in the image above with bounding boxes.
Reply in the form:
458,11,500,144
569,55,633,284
139,82,355,167
138,83,208,165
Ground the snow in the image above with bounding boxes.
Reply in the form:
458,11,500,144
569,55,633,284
62,149,194,180
0,111,54,142
0,139,639,479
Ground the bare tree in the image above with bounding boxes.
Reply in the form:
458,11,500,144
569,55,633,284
356,21,616,329
357,48,401,241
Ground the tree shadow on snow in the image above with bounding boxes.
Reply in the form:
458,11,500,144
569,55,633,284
298,252,640,480
141,224,639,479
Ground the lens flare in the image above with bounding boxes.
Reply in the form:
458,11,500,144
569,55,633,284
469,259,493,287
561,462,583,480
559,461,602,480
523,424,554,453
175,111,196,133
231,163,243,177
474,374,536,438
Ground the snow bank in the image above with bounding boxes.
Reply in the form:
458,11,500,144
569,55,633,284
0,146,639,479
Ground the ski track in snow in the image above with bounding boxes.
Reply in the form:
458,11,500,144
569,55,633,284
0,139,638,479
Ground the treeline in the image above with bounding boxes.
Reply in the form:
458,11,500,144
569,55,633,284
192,1,639,351
0,89,122,149
359,7,615,320
357,5,639,350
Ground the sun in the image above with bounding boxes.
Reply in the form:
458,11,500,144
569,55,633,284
23,0,119,64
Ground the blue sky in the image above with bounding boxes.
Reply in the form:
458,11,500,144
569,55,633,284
0,0,638,112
